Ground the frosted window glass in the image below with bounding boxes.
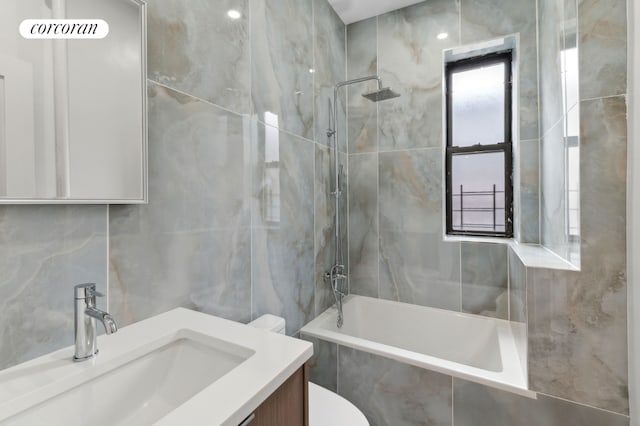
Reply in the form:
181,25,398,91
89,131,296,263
451,63,505,147
451,152,505,232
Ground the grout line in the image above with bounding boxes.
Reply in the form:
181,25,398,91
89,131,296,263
312,0,317,318
149,79,318,147
336,344,340,394
524,264,529,387
459,242,462,312
312,0,316,146
376,15,381,299
580,93,628,102
451,377,455,426
540,115,566,139
376,150,380,299
520,138,540,144
534,0,542,245
313,136,317,317
148,79,247,119
105,205,110,311
507,246,511,320
344,17,350,295
255,118,316,145
248,0,254,323
347,150,380,156
459,0,462,43
536,392,631,418
377,146,441,154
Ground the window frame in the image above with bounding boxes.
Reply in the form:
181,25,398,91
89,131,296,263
445,50,514,238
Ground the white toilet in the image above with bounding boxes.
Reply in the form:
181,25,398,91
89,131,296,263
249,315,369,426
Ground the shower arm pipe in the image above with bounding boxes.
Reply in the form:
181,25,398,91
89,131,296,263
331,76,383,266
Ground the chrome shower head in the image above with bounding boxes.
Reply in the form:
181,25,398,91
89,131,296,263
361,87,400,102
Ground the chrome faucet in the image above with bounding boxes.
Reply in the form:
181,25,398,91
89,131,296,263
324,264,347,328
73,283,118,361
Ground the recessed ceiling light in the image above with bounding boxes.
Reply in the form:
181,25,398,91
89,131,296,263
309,68,316,74
227,9,241,19
437,32,448,40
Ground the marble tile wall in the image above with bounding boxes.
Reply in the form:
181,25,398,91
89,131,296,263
251,124,315,335
0,0,346,371
112,0,345,336
539,0,576,263
344,0,630,420
377,0,460,151
302,337,629,426
529,96,628,414
346,17,378,154
0,206,108,370
338,345,453,426
347,153,378,297
461,242,508,318
378,149,461,312
533,0,628,413
508,249,527,324
518,139,540,243
453,379,629,426
110,82,252,325
147,0,251,115
313,0,347,152
300,334,337,392
347,0,538,320
540,120,568,257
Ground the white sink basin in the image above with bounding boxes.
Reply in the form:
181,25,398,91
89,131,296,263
0,308,313,426
6,331,250,426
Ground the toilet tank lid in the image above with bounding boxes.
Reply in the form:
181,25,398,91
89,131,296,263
248,314,286,333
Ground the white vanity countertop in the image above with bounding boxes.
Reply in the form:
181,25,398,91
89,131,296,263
0,308,313,425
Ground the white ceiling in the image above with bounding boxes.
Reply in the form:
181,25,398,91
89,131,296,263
328,0,425,24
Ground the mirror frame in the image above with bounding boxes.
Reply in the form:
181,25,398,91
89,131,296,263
0,0,148,204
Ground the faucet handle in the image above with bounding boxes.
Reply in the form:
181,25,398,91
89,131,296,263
74,283,104,300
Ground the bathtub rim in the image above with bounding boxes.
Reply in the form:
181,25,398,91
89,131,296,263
301,294,536,399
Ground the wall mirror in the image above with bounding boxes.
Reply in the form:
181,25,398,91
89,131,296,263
0,0,147,203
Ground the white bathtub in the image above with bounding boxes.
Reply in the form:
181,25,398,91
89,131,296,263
300,295,534,397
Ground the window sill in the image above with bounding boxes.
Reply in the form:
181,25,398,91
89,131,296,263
443,235,580,272
509,243,580,271
444,234,514,245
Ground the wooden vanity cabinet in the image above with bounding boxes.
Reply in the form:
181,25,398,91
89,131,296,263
243,364,308,426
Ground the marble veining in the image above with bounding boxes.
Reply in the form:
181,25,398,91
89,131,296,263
379,230,461,311
518,139,540,244
338,345,453,426
377,0,460,150
454,379,630,426
347,153,379,298
461,242,508,319
347,17,379,154
377,149,461,310
508,249,526,323
314,0,347,152
529,97,628,414
578,0,627,100
109,83,252,326
0,205,107,370
540,120,568,259
538,0,565,135
378,149,441,233
147,0,251,115
300,334,337,392
251,0,314,140
251,123,315,335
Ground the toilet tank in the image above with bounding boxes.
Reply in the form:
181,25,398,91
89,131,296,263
248,314,286,335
